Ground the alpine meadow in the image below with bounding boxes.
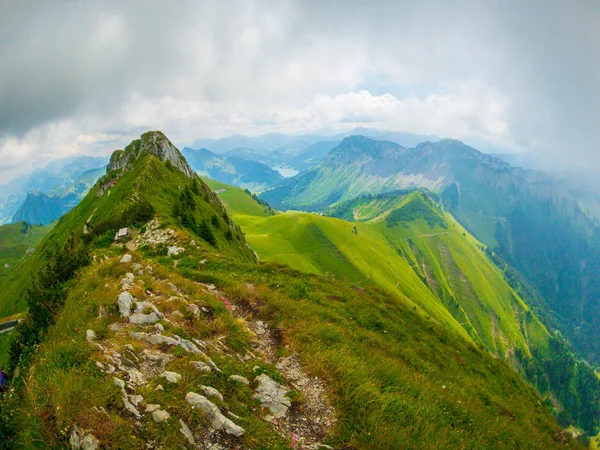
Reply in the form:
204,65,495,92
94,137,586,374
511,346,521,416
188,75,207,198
1,2,600,449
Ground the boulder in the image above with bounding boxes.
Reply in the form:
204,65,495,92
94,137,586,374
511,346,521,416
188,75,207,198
190,361,211,374
145,404,161,413
179,419,196,445
86,330,96,342
161,371,182,384
200,385,224,402
168,246,184,256
120,254,132,263
129,312,160,325
152,409,171,423
115,228,131,242
129,332,179,347
185,393,244,436
253,374,291,418
118,292,134,317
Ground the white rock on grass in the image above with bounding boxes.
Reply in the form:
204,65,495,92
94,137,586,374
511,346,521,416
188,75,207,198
120,254,132,264
86,330,96,342
185,392,244,436
152,409,171,423
253,374,291,419
69,425,100,450
161,371,182,384
113,377,141,418
168,246,184,256
118,292,134,317
129,312,160,325
190,361,211,374
145,404,161,413
229,375,249,385
179,419,196,445
200,385,224,402
130,332,179,347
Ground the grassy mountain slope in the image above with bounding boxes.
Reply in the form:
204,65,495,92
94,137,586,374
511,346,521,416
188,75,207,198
216,181,600,435
261,135,600,367
0,132,254,319
0,222,53,282
0,143,579,448
229,188,548,358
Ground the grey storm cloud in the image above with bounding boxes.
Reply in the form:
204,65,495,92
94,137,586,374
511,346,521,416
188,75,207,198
0,0,599,175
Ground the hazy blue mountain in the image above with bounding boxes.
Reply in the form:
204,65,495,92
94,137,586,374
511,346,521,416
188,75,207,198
181,147,283,191
0,156,108,224
189,128,440,173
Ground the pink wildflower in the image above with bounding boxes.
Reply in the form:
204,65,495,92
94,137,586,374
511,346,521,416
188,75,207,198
221,296,233,310
292,432,298,449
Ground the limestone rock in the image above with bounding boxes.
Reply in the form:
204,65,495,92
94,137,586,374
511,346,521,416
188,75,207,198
168,246,184,256
179,419,196,445
190,360,211,374
129,312,160,325
161,371,182,384
145,404,161,413
200,385,224,402
118,292,134,317
185,393,245,437
152,409,171,423
86,330,96,342
120,254,132,263
253,374,291,418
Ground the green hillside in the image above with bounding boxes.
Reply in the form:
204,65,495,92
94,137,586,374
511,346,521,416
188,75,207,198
215,181,600,435
0,133,585,448
0,222,53,282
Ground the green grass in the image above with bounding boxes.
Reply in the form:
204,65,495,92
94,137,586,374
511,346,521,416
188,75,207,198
224,190,549,360
203,177,275,218
0,155,255,318
5,241,577,449
0,222,53,281
0,146,583,448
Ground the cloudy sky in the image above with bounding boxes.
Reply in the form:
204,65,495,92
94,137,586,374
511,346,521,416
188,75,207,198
0,0,599,182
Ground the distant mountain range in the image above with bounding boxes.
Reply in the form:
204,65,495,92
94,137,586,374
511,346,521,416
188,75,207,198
0,156,108,225
261,135,600,364
189,127,440,173
181,147,284,191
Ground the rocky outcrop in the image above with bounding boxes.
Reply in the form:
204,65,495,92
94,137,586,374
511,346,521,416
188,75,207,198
185,392,245,437
254,374,291,418
107,131,195,179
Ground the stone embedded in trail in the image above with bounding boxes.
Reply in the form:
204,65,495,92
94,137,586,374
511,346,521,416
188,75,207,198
130,332,179,347
129,312,161,325
161,371,182,384
229,375,250,385
118,292,134,317
185,392,245,437
253,374,291,419
190,360,211,373
179,419,196,445
152,409,171,423
120,254,132,264
113,377,141,418
200,385,224,402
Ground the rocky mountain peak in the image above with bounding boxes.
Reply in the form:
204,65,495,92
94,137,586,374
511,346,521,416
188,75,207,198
107,131,195,178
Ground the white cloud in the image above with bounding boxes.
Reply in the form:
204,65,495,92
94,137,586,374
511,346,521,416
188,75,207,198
0,1,598,182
